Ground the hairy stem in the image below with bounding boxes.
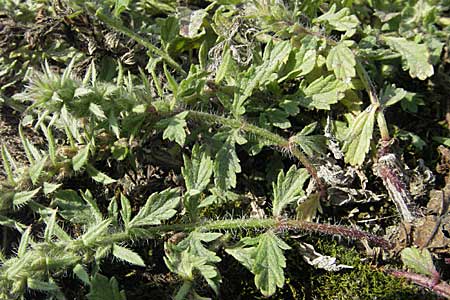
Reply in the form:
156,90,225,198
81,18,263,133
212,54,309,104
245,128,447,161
388,270,450,299
94,8,186,76
185,110,327,197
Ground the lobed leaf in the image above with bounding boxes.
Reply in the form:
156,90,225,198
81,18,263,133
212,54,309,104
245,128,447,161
156,111,189,146
129,188,180,227
214,134,241,191
112,244,145,267
400,247,436,276
226,232,291,296
384,37,434,80
272,166,310,217
326,43,356,81
342,105,377,166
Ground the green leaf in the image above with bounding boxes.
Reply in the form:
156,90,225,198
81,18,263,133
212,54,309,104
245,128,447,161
384,37,434,80
129,188,180,227
18,226,31,257
87,274,126,300
120,194,132,227
292,123,328,157
29,155,47,185
54,189,97,225
178,8,207,38
86,163,117,184
272,166,310,217
215,47,233,84
82,219,112,246
226,232,290,296
156,111,189,146
81,189,104,224
44,209,57,242
72,145,90,171
73,264,90,285
214,134,241,191
254,232,290,296
380,84,409,107
114,0,130,16
43,182,62,195
315,4,359,35
182,144,213,196
301,75,347,110
13,188,41,208
27,278,59,291
236,40,292,116
1,144,16,185
400,247,436,276
164,231,222,294
326,43,356,81
279,36,317,81
342,105,376,166
89,102,107,120
112,244,145,267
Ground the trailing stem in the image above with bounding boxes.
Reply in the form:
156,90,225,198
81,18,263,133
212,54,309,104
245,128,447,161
0,217,391,297
184,110,327,198
387,269,450,299
93,7,186,76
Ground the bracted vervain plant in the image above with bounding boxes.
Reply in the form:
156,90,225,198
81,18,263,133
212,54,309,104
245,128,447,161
0,0,448,299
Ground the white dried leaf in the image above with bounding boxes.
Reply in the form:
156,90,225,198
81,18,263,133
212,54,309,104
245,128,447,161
297,242,353,271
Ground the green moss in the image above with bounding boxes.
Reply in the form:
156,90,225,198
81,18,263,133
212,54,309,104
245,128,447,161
301,239,436,300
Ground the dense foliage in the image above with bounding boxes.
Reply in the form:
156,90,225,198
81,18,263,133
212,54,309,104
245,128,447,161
0,0,449,299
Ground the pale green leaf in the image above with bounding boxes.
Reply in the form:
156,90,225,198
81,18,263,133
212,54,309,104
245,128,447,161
81,189,104,223
179,8,207,38
301,75,347,110
13,187,41,208
215,47,232,84
342,105,376,166
82,219,112,246
54,189,97,225
73,264,90,285
29,155,47,185
226,232,290,297
43,182,62,195
315,4,359,34
384,37,434,80
44,209,57,242
114,0,130,16
120,193,132,227
326,43,356,81
272,166,310,217
164,231,222,293
182,144,213,196
112,244,145,267
254,232,290,296
89,102,107,120
156,111,189,146
87,274,126,300
129,188,180,227
1,144,15,185
214,135,241,191
400,247,436,276
236,41,292,116
86,163,117,184
72,145,90,171
27,278,59,291
380,84,410,107
18,226,31,257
